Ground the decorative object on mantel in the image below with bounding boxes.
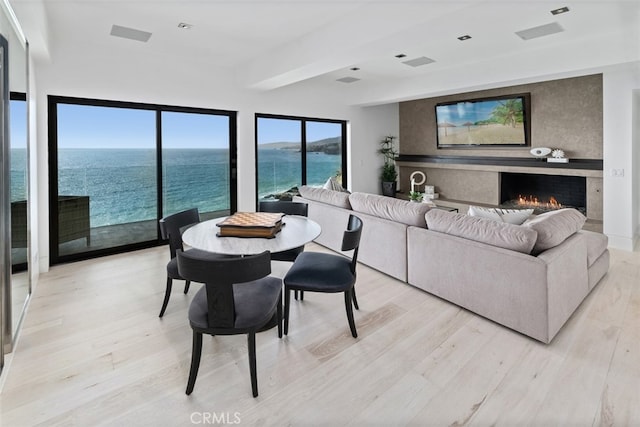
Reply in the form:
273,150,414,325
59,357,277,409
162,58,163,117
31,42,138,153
548,148,569,163
378,135,398,197
409,170,426,193
408,191,423,203
423,184,438,200
530,147,552,159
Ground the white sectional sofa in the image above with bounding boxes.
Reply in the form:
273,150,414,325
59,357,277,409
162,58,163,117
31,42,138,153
295,186,610,344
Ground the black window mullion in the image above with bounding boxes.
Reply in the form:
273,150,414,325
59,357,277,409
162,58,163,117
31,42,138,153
301,119,307,186
156,110,163,240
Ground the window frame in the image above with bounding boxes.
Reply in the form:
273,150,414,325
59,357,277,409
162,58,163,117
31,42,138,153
48,95,237,265
254,113,347,206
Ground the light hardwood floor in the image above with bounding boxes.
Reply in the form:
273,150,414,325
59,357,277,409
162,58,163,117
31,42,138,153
0,243,638,426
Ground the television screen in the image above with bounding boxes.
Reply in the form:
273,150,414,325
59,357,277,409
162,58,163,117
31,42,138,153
435,93,530,148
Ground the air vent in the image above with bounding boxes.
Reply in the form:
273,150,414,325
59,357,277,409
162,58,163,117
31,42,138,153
110,25,152,42
336,77,360,83
551,6,570,15
515,22,564,40
402,56,436,67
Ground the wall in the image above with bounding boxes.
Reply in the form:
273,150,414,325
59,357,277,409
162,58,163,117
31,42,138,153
30,52,398,272
400,74,603,158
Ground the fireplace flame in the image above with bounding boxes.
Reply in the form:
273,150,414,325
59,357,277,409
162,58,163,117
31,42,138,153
517,195,563,210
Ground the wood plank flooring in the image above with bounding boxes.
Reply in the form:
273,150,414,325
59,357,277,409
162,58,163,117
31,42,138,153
0,243,638,426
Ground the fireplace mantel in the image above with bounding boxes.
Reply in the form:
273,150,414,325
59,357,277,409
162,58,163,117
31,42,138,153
396,155,603,178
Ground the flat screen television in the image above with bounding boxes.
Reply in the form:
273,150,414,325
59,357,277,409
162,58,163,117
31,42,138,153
435,93,531,148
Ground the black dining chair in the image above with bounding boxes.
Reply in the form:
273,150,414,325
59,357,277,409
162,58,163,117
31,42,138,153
283,214,363,338
259,200,308,300
158,208,226,317
177,249,282,397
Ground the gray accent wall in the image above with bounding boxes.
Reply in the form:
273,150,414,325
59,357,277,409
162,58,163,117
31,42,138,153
397,74,604,223
400,74,603,159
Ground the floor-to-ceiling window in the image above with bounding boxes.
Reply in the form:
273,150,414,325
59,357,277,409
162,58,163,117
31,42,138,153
255,114,346,202
48,96,236,264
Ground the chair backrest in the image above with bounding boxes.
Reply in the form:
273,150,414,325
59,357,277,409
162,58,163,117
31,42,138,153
159,208,200,259
259,200,308,217
176,250,272,328
341,214,363,274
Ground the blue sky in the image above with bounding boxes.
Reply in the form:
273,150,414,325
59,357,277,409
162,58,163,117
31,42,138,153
257,117,340,144
57,104,231,149
56,104,339,149
10,100,27,148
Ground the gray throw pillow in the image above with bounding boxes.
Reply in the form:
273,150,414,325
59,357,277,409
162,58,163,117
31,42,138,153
523,208,586,253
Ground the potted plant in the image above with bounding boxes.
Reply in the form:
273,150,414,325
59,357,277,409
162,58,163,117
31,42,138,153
408,191,423,203
378,135,398,197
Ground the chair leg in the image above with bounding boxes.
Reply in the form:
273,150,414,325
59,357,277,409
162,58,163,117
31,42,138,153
186,331,203,395
248,332,258,397
277,293,283,338
159,277,173,317
284,287,291,335
294,290,298,300
344,290,358,338
300,290,304,301
183,280,191,294
352,287,359,310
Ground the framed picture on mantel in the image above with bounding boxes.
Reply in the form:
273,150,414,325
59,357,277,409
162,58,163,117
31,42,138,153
435,93,531,148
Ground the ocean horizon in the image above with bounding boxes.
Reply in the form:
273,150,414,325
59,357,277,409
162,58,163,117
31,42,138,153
10,147,340,227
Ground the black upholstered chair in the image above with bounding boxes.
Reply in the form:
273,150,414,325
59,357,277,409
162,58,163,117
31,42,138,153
283,214,363,338
158,208,223,317
177,250,282,397
259,200,308,300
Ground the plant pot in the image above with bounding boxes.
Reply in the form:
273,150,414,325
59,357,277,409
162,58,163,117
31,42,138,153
381,181,396,197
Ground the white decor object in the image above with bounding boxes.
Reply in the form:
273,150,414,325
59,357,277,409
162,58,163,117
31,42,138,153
529,147,551,158
423,193,439,200
409,170,427,193
548,148,569,163
424,185,435,195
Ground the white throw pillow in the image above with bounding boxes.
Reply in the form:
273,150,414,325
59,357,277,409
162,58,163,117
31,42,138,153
322,176,349,193
467,205,534,225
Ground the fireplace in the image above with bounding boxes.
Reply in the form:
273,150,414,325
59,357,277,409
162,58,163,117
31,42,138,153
500,173,586,214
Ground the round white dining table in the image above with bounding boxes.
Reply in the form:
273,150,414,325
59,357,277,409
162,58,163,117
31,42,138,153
181,215,321,255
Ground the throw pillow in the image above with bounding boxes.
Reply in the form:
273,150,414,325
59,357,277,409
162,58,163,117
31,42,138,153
468,205,534,225
322,176,349,193
523,208,586,253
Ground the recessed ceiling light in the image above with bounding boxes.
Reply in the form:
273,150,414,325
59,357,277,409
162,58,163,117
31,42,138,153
458,35,472,41
550,6,570,15
395,54,407,58
350,67,360,71
515,22,564,40
178,22,193,29
336,77,360,84
402,56,436,67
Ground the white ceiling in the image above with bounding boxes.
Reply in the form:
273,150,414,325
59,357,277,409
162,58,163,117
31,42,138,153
9,0,640,105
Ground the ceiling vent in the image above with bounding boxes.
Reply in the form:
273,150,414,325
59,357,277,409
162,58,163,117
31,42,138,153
515,22,564,40
402,56,436,67
336,77,360,83
110,24,152,42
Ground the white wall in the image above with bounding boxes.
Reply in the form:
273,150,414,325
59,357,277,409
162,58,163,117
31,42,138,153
30,52,398,272
602,62,640,250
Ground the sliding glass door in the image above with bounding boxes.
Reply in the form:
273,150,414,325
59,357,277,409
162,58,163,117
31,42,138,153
49,97,236,264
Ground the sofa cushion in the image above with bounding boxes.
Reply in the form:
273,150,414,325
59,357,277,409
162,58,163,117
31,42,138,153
468,205,534,225
349,192,431,227
523,208,586,253
426,209,538,254
299,186,351,209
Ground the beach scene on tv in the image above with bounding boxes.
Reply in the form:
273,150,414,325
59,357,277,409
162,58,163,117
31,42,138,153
436,97,526,146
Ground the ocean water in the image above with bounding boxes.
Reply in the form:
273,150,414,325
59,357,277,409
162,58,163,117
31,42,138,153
9,148,341,228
